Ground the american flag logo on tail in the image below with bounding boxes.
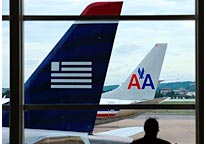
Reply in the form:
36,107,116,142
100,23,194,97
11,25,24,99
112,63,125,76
50,61,92,89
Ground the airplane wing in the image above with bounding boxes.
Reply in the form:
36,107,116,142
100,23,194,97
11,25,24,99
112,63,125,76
3,127,140,144
2,127,90,144
96,126,144,138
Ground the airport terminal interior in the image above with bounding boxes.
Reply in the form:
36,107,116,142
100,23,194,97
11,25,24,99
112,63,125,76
2,0,203,144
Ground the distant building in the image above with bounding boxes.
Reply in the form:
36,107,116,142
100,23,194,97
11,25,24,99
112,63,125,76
171,90,195,99
160,88,172,95
173,88,188,96
186,91,195,97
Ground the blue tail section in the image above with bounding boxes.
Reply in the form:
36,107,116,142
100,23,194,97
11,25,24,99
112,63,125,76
2,2,123,133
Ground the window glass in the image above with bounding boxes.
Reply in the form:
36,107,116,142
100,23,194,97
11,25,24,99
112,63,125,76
2,22,10,144
24,0,195,15
24,21,73,81
23,21,195,104
2,22,10,90
2,0,198,143
2,127,9,143
94,110,195,144
106,21,195,87
9,109,194,143
2,0,9,15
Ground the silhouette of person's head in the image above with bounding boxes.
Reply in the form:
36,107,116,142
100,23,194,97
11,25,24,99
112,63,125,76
144,118,159,138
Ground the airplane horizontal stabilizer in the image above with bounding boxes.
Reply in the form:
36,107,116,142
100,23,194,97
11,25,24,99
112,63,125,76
96,126,144,138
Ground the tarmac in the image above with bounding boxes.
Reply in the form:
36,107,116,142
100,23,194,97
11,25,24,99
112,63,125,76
94,113,195,144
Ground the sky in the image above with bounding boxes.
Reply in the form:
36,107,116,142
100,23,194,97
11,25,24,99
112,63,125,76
2,0,196,88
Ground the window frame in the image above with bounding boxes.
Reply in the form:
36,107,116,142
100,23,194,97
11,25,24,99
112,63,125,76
2,0,203,143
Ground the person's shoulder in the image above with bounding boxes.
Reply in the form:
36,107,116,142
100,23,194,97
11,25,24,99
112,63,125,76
132,137,171,144
157,138,171,144
131,137,145,144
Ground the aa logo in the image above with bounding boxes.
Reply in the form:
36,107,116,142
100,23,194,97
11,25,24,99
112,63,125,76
128,67,155,89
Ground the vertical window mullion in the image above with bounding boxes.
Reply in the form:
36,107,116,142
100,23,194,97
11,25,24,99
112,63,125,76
195,0,204,143
9,0,24,143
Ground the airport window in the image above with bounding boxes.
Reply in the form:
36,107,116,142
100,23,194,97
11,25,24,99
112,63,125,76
2,0,203,144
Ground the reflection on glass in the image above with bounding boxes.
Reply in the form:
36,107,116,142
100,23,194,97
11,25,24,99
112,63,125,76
20,110,104,143
36,136,84,144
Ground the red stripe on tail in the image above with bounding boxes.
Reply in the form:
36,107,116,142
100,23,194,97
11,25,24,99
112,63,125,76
81,2,123,16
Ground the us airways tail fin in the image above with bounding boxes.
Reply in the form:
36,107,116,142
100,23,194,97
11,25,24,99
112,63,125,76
2,2,123,133
102,43,167,101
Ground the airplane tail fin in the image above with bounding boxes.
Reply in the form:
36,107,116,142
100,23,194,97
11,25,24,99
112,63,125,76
102,43,167,101
2,2,123,133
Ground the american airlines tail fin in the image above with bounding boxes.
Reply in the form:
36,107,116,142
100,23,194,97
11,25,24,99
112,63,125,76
102,43,167,101
3,2,123,133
